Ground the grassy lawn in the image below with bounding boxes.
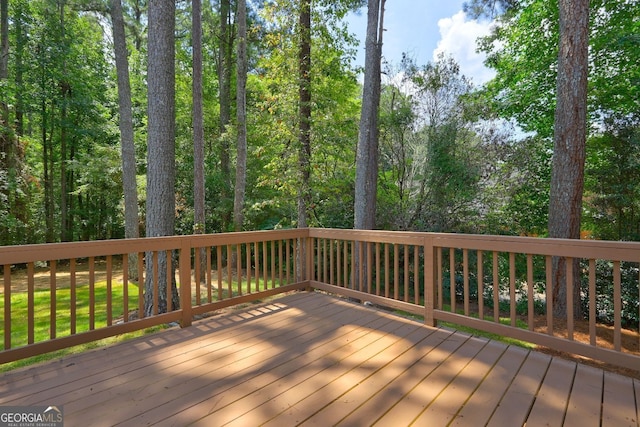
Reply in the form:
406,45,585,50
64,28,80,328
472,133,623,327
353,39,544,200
2,281,141,349
0,272,274,372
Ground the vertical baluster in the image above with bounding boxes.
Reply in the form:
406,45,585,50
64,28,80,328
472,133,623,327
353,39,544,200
278,240,284,287
613,260,621,351
151,251,160,318
367,242,373,294
286,239,291,285
322,239,327,284
437,247,443,310
450,248,456,313
385,243,390,299
195,248,201,306
226,245,233,297
329,239,335,286
216,246,223,300
404,245,409,303
344,241,349,288
546,255,553,336
316,238,321,283
271,241,276,289
166,251,172,312
358,241,364,292
90,257,97,327
254,242,260,291
414,245,419,305
351,241,356,290
137,252,144,318
70,258,77,334
566,257,574,340
107,255,113,323
4,264,11,349
263,241,268,290
375,243,381,296
463,249,469,316
28,262,35,344
50,260,57,339
237,244,243,295
493,252,499,323
394,244,400,301
336,240,341,287
509,253,516,327
206,247,212,303
589,259,596,346
123,255,129,323
246,243,252,294
477,251,484,321
527,254,534,331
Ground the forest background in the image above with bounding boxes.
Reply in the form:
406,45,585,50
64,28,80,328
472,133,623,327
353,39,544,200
0,0,638,248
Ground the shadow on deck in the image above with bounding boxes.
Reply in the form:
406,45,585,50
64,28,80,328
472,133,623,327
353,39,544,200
1,291,639,426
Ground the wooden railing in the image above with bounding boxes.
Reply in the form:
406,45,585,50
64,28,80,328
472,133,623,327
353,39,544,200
0,229,309,364
1,228,639,372
308,229,640,372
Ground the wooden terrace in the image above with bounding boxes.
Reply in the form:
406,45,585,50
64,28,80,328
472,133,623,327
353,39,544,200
2,291,639,426
1,228,640,425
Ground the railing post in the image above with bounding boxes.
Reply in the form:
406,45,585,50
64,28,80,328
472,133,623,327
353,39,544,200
180,238,192,328
423,235,437,327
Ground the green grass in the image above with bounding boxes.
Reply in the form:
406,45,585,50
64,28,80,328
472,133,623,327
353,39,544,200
2,281,141,349
391,301,535,349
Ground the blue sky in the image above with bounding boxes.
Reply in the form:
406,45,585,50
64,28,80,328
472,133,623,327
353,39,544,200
347,1,495,85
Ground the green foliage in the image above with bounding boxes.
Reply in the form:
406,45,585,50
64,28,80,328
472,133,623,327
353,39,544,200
581,260,639,328
478,0,640,136
584,126,640,241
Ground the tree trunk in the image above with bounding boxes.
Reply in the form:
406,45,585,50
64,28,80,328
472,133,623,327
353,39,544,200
193,0,206,283
354,0,385,231
233,0,247,232
14,2,25,137
353,0,384,290
548,0,589,319
145,0,178,315
218,0,233,231
0,0,8,128
0,0,9,176
297,0,311,230
111,0,140,279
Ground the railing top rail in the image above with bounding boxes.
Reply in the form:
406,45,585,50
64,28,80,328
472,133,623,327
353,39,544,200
309,228,426,245
430,233,640,261
0,229,309,265
3,228,640,266
310,228,640,262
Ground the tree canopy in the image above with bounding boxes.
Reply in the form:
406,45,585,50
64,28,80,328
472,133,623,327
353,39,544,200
0,0,636,248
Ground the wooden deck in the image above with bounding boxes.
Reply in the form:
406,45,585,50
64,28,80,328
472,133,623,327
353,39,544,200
1,292,638,427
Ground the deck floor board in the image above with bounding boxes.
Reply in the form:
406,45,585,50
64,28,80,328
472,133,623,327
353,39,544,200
1,292,638,427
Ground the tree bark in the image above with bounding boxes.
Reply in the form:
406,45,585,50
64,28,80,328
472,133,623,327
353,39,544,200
218,0,233,230
297,0,311,230
0,0,8,128
233,0,247,232
145,0,178,315
193,0,206,283
354,0,385,231
548,0,589,319
0,0,9,173
111,0,140,279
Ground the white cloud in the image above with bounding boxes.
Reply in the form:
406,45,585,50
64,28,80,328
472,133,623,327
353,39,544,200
434,11,496,85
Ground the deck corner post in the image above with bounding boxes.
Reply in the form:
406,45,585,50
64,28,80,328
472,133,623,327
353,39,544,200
423,235,437,327
179,239,193,328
